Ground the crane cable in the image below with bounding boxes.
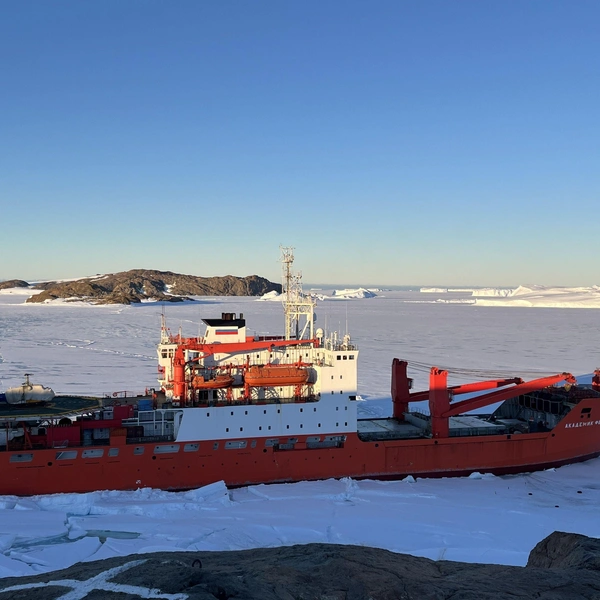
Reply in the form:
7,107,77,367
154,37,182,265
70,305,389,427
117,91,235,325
400,359,563,381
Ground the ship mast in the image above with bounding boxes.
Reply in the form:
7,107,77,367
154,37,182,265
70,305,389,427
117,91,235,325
280,246,315,340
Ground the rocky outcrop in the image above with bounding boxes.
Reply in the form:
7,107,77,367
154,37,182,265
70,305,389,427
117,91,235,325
1,533,600,599
528,530,600,571
25,270,281,305
0,280,30,290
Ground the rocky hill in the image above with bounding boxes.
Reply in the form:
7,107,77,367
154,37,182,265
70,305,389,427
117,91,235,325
0,532,598,599
0,279,29,290
25,270,281,305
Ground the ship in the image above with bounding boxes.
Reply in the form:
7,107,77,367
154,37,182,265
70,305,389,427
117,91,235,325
1,247,600,496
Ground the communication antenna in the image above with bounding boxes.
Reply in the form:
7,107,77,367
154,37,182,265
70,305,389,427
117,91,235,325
280,246,315,340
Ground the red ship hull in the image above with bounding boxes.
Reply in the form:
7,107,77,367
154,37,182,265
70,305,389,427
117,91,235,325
2,395,599,497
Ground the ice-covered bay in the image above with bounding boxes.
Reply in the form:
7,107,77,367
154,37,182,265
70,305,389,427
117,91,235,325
0,291,599,577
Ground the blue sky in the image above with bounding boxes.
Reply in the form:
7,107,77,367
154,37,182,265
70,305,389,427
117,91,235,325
1,1,598,286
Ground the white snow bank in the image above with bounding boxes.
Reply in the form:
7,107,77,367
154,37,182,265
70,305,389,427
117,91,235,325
420,285,600,308
0,287,41,296
330,288,377,299
475,285,600,309
471,288,514,297
257,290,281,301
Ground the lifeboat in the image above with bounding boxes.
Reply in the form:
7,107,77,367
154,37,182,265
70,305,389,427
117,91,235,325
245,365,309,387
191,374,234,389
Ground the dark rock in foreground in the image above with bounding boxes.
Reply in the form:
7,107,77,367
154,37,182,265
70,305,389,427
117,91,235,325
528,530,600,571
1,532,600,599
25,269,281,304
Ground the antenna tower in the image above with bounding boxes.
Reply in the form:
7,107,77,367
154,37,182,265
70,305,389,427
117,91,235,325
280,246,315,340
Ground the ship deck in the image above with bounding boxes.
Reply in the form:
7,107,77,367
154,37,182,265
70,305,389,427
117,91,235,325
0,396,101,421
357,418,425,440
358,414,506,441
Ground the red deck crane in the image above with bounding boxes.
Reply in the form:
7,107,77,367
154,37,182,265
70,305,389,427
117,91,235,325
391,358,576,438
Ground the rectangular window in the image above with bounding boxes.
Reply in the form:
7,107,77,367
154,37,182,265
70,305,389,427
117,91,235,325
133,446,145,455
154,444,180,454
82,449,104,459
10,453,33,463
108,448,119,457
225,440,247,449
56,450,78,460
184,443,199,452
